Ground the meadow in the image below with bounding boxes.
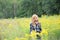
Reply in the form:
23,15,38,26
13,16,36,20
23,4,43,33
0,15,60,40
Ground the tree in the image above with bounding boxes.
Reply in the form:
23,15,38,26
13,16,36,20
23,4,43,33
0,0,60,18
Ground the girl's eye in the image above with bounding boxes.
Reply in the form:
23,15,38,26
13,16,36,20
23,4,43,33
33,18,35,19
35,20,37,22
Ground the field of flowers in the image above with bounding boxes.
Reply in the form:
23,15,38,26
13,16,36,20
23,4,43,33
0,15,60,40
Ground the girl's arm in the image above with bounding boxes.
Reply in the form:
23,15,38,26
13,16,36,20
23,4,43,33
39,23,42,33
30,23,33,34
36,23,42,33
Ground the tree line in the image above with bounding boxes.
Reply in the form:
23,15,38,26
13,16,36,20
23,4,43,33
0,0,60,18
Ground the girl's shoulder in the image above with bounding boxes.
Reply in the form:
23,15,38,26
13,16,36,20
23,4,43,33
30,22,32,25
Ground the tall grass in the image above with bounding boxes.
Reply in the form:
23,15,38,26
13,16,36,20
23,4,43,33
0,15,60,40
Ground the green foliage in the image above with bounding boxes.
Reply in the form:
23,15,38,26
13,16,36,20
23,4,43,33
0,0,60,18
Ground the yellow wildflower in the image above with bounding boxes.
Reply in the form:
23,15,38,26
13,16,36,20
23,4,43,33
15,37,19,40
40,29,48,36
30,30,36,38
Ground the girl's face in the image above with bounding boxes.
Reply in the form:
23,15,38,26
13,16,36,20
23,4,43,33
32,16,38,23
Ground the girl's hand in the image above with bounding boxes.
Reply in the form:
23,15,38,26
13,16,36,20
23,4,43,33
35,22,39,24
35,20,39,25
34,20,39,24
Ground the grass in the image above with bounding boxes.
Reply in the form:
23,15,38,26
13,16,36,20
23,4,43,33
0,15,60,40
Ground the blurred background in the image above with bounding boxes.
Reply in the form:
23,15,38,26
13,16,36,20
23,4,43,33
0,0,60,18
0,0,60,40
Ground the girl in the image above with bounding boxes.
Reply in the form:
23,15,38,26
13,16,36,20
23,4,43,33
30,14,42,40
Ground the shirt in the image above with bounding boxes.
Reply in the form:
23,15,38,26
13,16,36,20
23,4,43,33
30,23,42,33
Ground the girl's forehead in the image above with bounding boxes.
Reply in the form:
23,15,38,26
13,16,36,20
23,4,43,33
33,17,37,19
32,14,38,19
32,16,38,19
32,17,38,20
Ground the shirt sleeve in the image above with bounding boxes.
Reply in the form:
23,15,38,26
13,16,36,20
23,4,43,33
37,23,42,33
30,23,33,33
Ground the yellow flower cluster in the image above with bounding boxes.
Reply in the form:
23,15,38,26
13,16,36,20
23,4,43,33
40,29,48,36
30,29,48,38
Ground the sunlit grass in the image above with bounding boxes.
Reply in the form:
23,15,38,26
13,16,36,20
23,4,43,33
0,15,60,40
